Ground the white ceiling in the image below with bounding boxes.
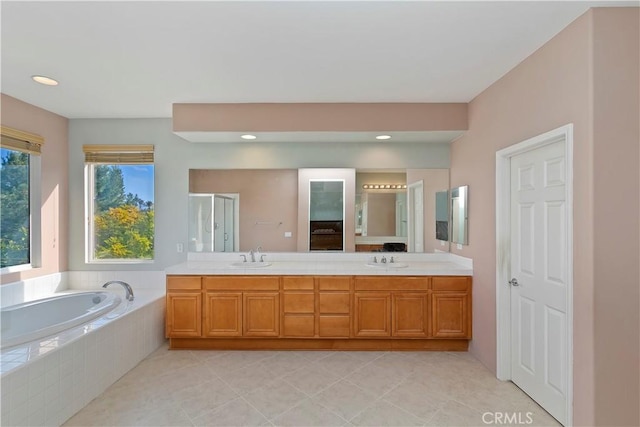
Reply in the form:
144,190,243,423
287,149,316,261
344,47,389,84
1,0,635,120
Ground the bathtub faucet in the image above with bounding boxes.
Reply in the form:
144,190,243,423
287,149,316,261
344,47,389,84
102,281,135,301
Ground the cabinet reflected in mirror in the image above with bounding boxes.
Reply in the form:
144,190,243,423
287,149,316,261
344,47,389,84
451,185,469,245
309,180,344,251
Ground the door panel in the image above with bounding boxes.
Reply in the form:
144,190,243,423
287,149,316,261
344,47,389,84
353,292,390,337
243,292,280,337
392,293,427,337
166,292,202,338
510,141,567,425
204,292,242,337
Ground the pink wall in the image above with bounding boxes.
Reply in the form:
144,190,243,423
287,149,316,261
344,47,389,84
591,8,639,426
189,169,298,252
0,94,69,284
450,8,639,425
173,103,467,132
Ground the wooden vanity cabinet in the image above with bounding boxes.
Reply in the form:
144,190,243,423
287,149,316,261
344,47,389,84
203,276,280,338
166,274,471,350
431,276,472,338
353,276,430,338
281,276,315,337
317,276,351,338
166,276,202,338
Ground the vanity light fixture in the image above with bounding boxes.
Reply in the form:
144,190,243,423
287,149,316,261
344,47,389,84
31,75,59,86
376,135,391,140
241,134,257,140
362,184,406,190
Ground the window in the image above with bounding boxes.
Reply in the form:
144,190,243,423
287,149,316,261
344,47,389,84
0,126,42,270
84,145,154,263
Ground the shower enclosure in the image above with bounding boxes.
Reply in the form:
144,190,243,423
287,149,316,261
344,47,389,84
188,193,239,252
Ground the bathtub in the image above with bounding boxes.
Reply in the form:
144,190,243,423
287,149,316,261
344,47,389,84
0,280,165,427
1,291,122,349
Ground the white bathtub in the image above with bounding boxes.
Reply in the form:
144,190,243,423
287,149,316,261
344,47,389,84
0,291,121,349
0,278,166,427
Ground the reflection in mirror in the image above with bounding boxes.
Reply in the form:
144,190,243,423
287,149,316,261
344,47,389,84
189,168,449,253
309,180,344,251
355,171,408,252
435,190,449,241
451,185,469,245
188,193,239,252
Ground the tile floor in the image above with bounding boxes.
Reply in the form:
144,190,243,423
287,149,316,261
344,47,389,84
64,344,561,426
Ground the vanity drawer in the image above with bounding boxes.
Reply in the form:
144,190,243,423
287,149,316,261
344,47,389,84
167,275,202,290
318,276,351,291
432,276,471,292
282,276,315,290
319,292,350,314
354,276,429,291
204,276,280,291
283,292,315,313
319,315,350,338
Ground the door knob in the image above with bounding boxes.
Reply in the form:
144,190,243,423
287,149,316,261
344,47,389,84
508,278,520,286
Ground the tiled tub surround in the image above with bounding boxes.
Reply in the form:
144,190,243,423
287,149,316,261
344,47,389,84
0,271,166,427
169,251,473,275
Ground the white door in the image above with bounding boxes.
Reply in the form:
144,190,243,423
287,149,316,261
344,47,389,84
510,140,568,425
408,181,424,252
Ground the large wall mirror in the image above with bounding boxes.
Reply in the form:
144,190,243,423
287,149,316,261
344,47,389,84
189,168,450,253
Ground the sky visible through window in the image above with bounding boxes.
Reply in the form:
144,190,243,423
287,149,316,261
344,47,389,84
120,165,154,203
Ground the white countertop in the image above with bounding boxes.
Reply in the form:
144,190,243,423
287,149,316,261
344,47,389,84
166,252,472,276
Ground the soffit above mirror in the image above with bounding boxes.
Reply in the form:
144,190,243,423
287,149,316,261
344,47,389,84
173,103,467,144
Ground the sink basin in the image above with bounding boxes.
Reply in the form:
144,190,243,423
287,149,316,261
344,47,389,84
229,262,272,268
365,262,408,269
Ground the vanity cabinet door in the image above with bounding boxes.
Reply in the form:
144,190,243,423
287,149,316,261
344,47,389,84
166,276,202,338
392,293,428,338
244,292,280,337
166,292,202,338
204,292,242,337
431,276,472,339
353,292,391,337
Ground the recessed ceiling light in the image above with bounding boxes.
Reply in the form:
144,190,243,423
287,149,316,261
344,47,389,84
241,134,257,140
376,135,391,140
32,75,59,86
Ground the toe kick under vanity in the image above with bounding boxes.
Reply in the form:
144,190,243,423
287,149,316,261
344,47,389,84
164,253,472,351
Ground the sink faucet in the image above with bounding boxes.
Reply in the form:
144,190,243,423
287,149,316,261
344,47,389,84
381,256,387,264
102,280,134,301
373,256,378,263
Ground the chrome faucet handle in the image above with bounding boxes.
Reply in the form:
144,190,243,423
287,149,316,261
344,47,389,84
102,280,134,301
373,256,377,263
260,254,266,262
381,256,387,264
249,249,255,262
390,256,395,263
240,254,247,262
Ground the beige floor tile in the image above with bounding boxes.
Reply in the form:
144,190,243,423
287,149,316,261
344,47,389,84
243,379,308,420
344,363,404,398
314,352,368,378
217,360,283,395
282,362,341,396
312,379,378,421
350,400,424,426
272,398,347,426
171,377,239,419
63,347,558,427
192,397,270,427
202,351,275,375
425,400,486,427
382,379,449,420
